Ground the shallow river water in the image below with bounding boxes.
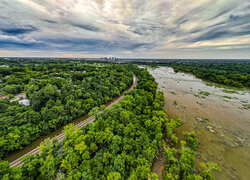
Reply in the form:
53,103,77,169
148,66,250,180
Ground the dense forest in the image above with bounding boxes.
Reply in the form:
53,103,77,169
0,60,133,158
0,62,219,179
166,62,250,88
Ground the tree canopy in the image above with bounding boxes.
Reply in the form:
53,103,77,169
0,60,133,158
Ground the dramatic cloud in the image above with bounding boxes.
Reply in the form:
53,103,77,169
0,0,250,58
0,24,37,36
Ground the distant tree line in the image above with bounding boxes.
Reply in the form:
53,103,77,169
167,62,250,88
131,61,250,88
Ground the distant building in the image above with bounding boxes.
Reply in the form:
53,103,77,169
19,99,30,106
101,57,118,62
16,93,27,99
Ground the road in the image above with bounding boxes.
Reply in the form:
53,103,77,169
10,76,137,167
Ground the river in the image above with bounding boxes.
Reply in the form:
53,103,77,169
148,66,250,180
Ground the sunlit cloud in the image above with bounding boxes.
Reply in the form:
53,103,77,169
0,0,250,58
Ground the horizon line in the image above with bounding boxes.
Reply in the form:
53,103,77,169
1,57,250,60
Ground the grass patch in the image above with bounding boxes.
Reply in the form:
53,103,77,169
170,91,176,95
199,91,210,96
202,118,209,122
174,100,178,105
194,94,206,99
223,96,232,99
242,104,250,109
223,89,237,94
241,100,248,103
196,102,203,105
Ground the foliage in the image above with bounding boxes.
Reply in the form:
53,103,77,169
184,131,199,150
0,61,134,158
0,61,222,180
163,141,220,180
0,65,164,180
199,91,210,96
3,85,22,95
165,118,181,146
200,162,221,180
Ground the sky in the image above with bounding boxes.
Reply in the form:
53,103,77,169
0,0,250,59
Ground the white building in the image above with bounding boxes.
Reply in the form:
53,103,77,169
19,99,30,106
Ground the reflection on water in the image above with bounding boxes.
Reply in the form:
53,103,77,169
148,66,250,180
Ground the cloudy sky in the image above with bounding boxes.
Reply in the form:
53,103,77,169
0,0,250,59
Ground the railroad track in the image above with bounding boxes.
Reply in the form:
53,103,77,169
10,76,137,167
